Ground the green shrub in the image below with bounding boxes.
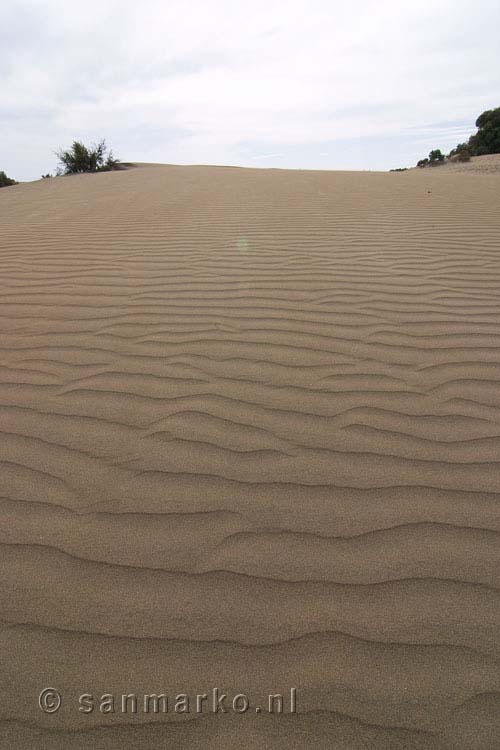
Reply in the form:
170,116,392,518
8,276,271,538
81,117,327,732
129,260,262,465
417,105,499,167
0,170,17,187
56,140,120,175
448,142,469,158
428,149,445,164
468,107,500,156
447,107,500,159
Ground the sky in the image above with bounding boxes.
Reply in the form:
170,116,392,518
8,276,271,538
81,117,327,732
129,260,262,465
2,0,500,181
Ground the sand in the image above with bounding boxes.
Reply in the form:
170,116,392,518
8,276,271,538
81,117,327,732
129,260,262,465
1,163,500,749
419,152,500,174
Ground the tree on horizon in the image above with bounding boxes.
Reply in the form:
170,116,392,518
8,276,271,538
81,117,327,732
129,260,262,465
417,105,500,167
468,107,500,156
56,140,120,175
0,170,17,187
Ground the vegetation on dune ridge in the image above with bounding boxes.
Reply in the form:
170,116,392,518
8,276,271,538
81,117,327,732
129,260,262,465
1,138,125,187
3,112,500,181
1,139,122,186
415,106,500,168
468,108,500,155
56,139,120,175
0,170,17,187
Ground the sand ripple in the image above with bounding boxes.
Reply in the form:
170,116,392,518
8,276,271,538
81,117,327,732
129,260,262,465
1,164,500,748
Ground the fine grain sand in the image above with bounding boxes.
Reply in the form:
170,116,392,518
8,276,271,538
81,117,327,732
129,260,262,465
1,163,500,749
433,153,500,174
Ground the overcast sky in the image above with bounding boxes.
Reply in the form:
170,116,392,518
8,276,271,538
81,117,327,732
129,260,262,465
2,0,500,181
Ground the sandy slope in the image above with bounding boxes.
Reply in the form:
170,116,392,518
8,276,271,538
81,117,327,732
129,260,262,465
1,163,500,749
418,153,500,174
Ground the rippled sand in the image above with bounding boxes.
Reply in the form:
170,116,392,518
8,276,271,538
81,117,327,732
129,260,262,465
1,163,500,749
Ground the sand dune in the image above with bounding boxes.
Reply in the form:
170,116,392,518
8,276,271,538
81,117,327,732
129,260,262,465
432,153,500,174
1,163,500,749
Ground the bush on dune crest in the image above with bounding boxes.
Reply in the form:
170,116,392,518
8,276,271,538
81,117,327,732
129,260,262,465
0,170,17,187
428,149,445,165
448,142,470,160
469,107,500,156
56,139,120,175
415,105,500,167
416,150,444,168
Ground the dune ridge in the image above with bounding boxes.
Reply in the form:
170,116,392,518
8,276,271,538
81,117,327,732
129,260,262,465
1,163,500,748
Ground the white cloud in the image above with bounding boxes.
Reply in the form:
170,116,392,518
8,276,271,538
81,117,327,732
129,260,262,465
1,0,500,179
